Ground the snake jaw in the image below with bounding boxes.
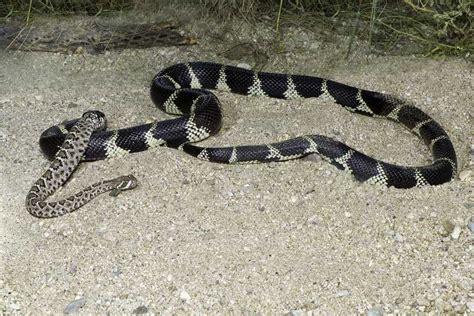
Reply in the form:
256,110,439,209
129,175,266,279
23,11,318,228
109,175,138,197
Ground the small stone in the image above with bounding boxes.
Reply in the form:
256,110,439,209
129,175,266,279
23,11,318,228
443,301,453,311
406,213,415,220
180,290,191,302
9,303,20,310
112,266,122,276
466,301,474,311
0,127,8,142
417,297,430,307
394,232,405,242
426,292,437,301
459,279,472,291
440,220,455,237
145,233,155,241
335,289,351,297
434,298,444,310
304,187,315,195
459,170,472,181
367,306,383,316
307,215,319,225
67,102,80,108
302,154,321,162
132,305,148,314
468,217,474,233
454,304,466,313
451,226,461,239
310,42,320,50
64,298,86,314
69,261,77,274
237,63,251,70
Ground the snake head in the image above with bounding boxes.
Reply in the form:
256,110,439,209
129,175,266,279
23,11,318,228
109,175,138,197
82,110,106,131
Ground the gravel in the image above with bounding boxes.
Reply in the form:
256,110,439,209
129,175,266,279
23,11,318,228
1,8,472,314
63,298,86,314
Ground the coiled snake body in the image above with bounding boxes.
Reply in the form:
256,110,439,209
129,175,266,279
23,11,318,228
27,62,457,217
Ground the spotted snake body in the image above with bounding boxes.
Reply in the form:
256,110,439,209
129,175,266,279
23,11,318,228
28,62,457,217
26,111,137,218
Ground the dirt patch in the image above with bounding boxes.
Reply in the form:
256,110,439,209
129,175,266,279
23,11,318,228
1,7,472,314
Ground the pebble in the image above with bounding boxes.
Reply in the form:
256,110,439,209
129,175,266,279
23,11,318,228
302,154,321,162
69,261,77,274
0,127,8,142
443,301,453,311
394,232,405,242
451,226,461,240
416,297,430,307
434,298,444,310
464,202,474,209
454,304,466,313
112,266,122,276
440,220,455,237
236,63,251,70
132,305,149,314
468,217,474,233
64,298,86,314
9,303,21,310
335,289,351,297
459,170,472,181
459,279,472,291
307,215,319,225
467,301,474,311
180,290,191,303
310,42,321,50
366,306,383,316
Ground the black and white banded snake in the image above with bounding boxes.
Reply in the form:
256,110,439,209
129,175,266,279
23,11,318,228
26,62,457,218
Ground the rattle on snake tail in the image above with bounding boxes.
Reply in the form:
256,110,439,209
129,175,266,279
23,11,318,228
26,111,137,218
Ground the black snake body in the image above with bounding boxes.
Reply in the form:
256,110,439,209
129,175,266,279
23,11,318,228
39,62,457,189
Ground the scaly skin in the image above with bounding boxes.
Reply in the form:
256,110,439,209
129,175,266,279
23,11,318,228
26,111,137,218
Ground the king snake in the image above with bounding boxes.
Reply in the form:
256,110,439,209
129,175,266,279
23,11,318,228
26,62,457,218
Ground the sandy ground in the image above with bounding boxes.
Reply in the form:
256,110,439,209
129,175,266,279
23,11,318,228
1,11,473,314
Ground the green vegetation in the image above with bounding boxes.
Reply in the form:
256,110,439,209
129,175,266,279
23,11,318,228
2,0,472,56
2,0,134,17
